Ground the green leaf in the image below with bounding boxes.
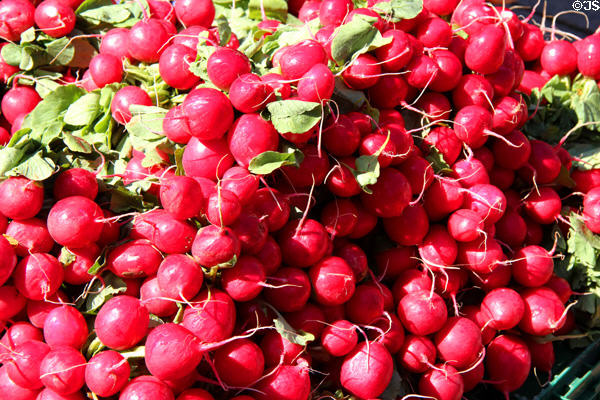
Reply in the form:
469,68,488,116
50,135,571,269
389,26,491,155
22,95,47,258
174,147,185,176
539,74,572,104
126,105,167,139
567,213,600,269
353,155,380,194
76,0,146,28
120,345,146,359
266,100,322,134
59,247,77,266
215,15,232,47
571,77,600,131
332,78,368,112
20,27,37,44
330,15,392,65
63,132,93,154
568,143,600,170
84,336,106,359
45,37,75,66
0,147,26,177
83,274,127,314
372,0,423,22
7,151,55,181
1,43,22,66
64,92,101,126
272,312,314,346
189,45,216,82
248,147,304,175
248,0,288,22
424,146,452,174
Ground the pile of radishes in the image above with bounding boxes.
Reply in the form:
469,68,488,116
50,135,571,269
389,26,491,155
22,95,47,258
1,0,600,399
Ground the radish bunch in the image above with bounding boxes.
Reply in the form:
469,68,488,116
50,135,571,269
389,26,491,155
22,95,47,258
0,0,599,399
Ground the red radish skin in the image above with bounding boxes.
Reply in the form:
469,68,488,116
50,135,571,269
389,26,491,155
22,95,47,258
89,54,123,88
214,339,265,387
519,287,567,336
228,114,279,167
320,198,358,237
541,40,578,76
221,255,266,302
383,204,430,246
127,19,170,63
247,188,290,232
119,376,174,400
182,289,236,343
0,364,40,400
254,364,311,400
309,256,356,306
524,187,562,225
40,346,86,395
163,106,192,144
95,295,149,350
207,48,252,90
107,239,163,278
448,209,484,242
418,225,458,271
34,0,76,38
0,177,44,220
319,0,353,26
0,234,17,286
222,167,259,205
512,245,554,287
110,86,152,124
285,302,326,339
370,313,405,354
145,323,202,381
261,330,305,367
345,284,384,325
177,389,215,400
375,246,418,280
6,340,49,389
297,63,335,102
452,74,495,110
340,342,393,399
182,88,234,141
182,137,234,180
159,44,200,90
279,40,328,81
85,351,130,398
392,268,433,302
278,219,329,268
140,276,178,317
264,267,311,313
157,254,203,301
159,175,205,220
419,364,464,400
360,168,412,218
131,209,196,254
463,183,507,224
546,275,573,304
321,319,358,357
53,168,98,200
457,236,504,274
229,73,271,113
397,334,437,373
0,285,26,321
192,225,241,267
13,253,64,301
480,288,525,330
322,115,361,157
486,335,532,397
424,178,464,221
398,291,448,335
43,305,88,349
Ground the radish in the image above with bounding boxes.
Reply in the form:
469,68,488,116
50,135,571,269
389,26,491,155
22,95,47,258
95,295,149,350
359,133,397,167
463,183,507,224
397,334,436,373
40,345,86,394
418,225,458,271
447,209,484,242
545,275,573,304
159,175,204,220
157,255,203,301
524,187,562,225
177,389,215,400
424,127,462,165
99,28,130,60
281,144,330,187
110,86,152,124
541,40,578,76
320,198,358,237
321,319,358,357
140,276,178,317
2,86,41,124
127,19,170,63
182,137,234,179
462,359,485,392
26,291,68,328
342,54,381,90
37,388,85,400
285,302,326,339
572,168,600,193
85,351,130,397
453,105,493,149
47,196,103,247
13,253,63,300
54,168,98,201
424,178,464,221
370,313,405,354
480,288,524,330
519,287,567,336
174,0,214,27
221,167,259,206
192,225,241,267
254,364,311,400
247,188,290,232
384,204,430,246
261,330,305,366
452,158,489,187
462,305,496,345
0,365,40,400
6,218,53,257
0,44,17,83
319,0,353,26
486,335,532,398
182,288,236,343
297,63,335,102
309,256,356,306
145,323,202,381
262,72,292,100
221,255,266,302
163,105,192,144
577,35,600,78
107,239,163,278
392,268,433,302
0,176,44,220
457,236,504,274
255,235,282,275
375,246,418,280
34,0,76,38
206,189,241,226
345,284,384,324
119,376,174,400
43,305,88,349
340,342,393,399
228,114,279,167
278,219,329,268
452,74,494,110
214,339,265,387
207,48,251,90
430,50,462,93
159,44,200,90
347,201,378,239
398,155,434,195
368,75,410,109
89,54,123,88
512,245,554,287
0,285,26,320
6,340,49,389
416,92,452,123
526,338,555,373
322,115,362,157
406,54,440,89
360,168,411,217
398,290,447,335
492,130,531,169
424,0,459,15
131,209,196,253
520,140,561,184
278,41,327,82
419,364,464,400
229,73,271,113
264,267,311,312
0,0,35,41
0,322,42,356
182,88,234,140
416,17,452,48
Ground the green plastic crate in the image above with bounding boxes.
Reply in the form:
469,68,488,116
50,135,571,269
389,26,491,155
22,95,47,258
533,340,600,400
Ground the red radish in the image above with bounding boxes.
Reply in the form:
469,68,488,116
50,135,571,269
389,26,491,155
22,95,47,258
281,144,330,187
85,351,130,397
453,105,493,148
375,246,418,280
577,35,600,78
299,0,321,22
34,0,76,38
541,40,578,76
160,175,204,220
297,63,335,102
419,364,464,400
397,334,436,373
520,140,561,184
448,209,484,242
285,302,326,339
192,225,240,267
53,168,98,200
230,213,266,254
359,133,397,168
279,40,327,81
495,209,527,247
89,54,123,88
342,54,381,90
418,225,458,271
145,323,202,381
360,168,411,217
0,0,35,41
486,335,532,398
6,340,49,389
319,0,353,26
480,288,524,330
309,256,356,306
0,285,26,320
0,177,44,221
107,239,162,278
321,319,358,357
182,289,236,343
320,199,358,237
424,127,462,165
110,86,152,124
207,48,251,90
221,167,258,206
140,276,178,317
127,19,170,63
261,330,305,366
370,313,405,354
0,322,42,356
254,364,311,400
524,187,561,225
163,106,191,144
452,158,489,187
463,183,507,224
406,54,440,89
119,376,174,400
228,114,279,167
26,291,68,328
457,236,504,274
40,346,86,394
465,25,506,75
262,72,292,100
492,130,531,169
368,75,410,109
177,389,215,400
229,73,270,113
99,28,130,60
0,364,40,400
131,209,196,254
255,235,282,275
1,86,41,124
545,275,573,304
519,287,567,336
221,255,265,302
526,338,555,373
95,295,149,350
278,219,329,268
206,189,241,226
398,290,448,336
174,0,214,27
182,88,234,140
424,178,464,221
182,137,234,180
572,168,600,193
347,201,378,239
322,115,361,157
392,268,432,302
264,267,311,312
46,196,103,247
6,218,53,257
384,204,430,246
430,50,463,93
43,305,87,349
13,253,63,300
398,155,434,195
214,339,265,387
340,342,393,399
417,17,452,48
512,245,554,287
157,254,203,301
159,44,200,90
462,305,496,345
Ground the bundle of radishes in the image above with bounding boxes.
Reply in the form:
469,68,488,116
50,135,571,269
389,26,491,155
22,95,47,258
1,0,600,399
